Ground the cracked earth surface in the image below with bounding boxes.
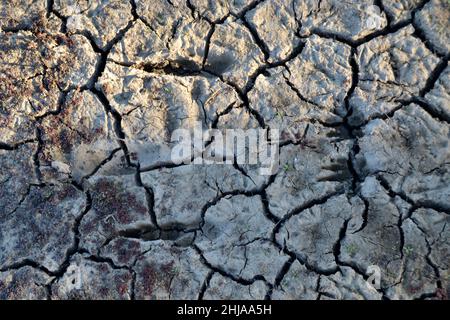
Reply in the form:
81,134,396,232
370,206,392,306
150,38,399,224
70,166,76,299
0,0,449,300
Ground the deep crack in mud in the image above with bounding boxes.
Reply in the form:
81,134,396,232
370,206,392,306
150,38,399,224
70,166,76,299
0,0,449,300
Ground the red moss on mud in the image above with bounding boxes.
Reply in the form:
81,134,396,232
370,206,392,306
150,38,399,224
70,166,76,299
140,260,176,298
113,238,141,265
80,178,148,235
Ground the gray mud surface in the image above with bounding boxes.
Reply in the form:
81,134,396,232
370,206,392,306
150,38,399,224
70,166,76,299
0,0,449,300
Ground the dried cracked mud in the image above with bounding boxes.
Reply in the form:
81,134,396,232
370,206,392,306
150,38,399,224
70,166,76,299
0,0,449,300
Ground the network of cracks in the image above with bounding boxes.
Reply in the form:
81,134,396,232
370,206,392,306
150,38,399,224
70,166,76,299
0,0,449,300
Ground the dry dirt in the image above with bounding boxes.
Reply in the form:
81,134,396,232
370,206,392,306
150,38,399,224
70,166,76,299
0,0,449,300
